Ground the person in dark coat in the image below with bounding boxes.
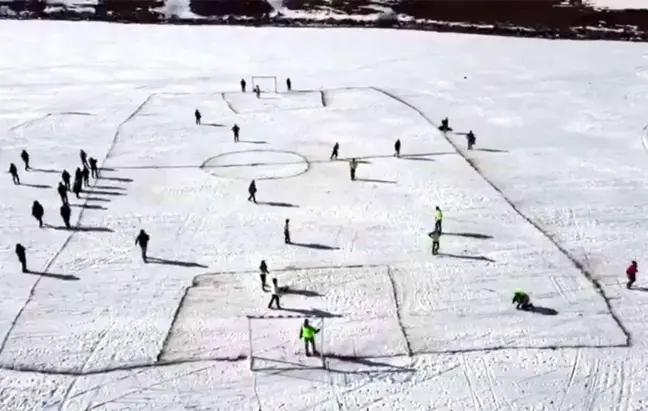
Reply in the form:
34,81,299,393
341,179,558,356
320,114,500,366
72,178,82,199
259,260,269,290
268,278,282,310
195,109,201,125
466,130,476,150
232,124,240,143
20,150,30,171
248,180,257,203
9,163,19,184
60,203,71,229
349,158,358,181
512,290,533,310
88,158,98,179
394,139,401,157
284,219,291,244
82,166,90,187
438,117,452,133
61,169,71,191
74,167,82,184
135,229,150,263
330,143,339,160
286,78,292,91
57,182,69,205
627,261,639,289
15,243,27,273
255,85,261,99
80,149,89,168
240,78,247,92
31,200,44,227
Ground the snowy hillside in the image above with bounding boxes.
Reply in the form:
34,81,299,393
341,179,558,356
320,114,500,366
587,0,648,9
2,0,648,42
2,20,648,410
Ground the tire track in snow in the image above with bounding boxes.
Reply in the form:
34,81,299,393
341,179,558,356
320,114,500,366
480,355,514,410
558,350,581,411
372,87,631,347
386,266,413,357
461,355,486,411
0,94,154,360
221,92,238,114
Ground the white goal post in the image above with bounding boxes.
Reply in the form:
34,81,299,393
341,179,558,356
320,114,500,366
247,314,326,371
251,76,278,93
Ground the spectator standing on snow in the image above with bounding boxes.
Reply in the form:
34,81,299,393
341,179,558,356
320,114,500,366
466,130,476,150
62,169,71,190
21,150,30,171
248,180,257,203
195,109,201,125
330,143,339,160
240,78,247,92
394,139,401,158
259,260,269,290
135,229,150,263
60,203,71,229
284,219,291,244
82,166,90,187
349,158,358,181
88,158,98,179
268,278,282,310
80,150,89,169
429,230,440,255
435,206,443,234
286,78,292,91
232,124,240,143
438,117,452,133
255,85,261,99
72,177,82,199
9,163,19,184
627,261,638,289
31,200,44,228
15,243,27,273
57,182,69,205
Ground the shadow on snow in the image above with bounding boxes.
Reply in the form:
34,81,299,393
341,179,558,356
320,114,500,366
438,253,495,262
280,307,341,318
97,176,133,183
282,287,323,297
529,306,559,316
444,232,493,240
84,196,111,202
85,190,125,196
71,203,107,210
356,178,396,184
148,257,207,268
92,185,126,191
291,242,339,251
49,225,114,233
31,168,59,174
21,183,52,189
258,201,299,208
25,270,79,281
239,140,267,144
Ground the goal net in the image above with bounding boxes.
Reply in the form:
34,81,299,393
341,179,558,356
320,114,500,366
251,76,278,93
247,314,326,371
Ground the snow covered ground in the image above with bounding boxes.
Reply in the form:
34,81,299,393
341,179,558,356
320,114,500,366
1,21,648,410
587,0,648,10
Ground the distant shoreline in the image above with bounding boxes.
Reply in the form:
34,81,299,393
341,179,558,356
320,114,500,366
1,0,646,42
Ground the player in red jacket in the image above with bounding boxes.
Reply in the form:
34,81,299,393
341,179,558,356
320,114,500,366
626,261,638,289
